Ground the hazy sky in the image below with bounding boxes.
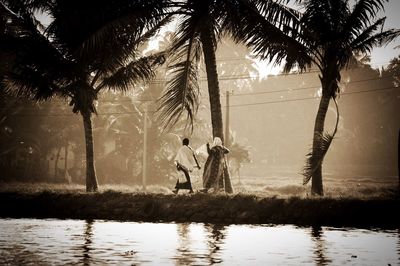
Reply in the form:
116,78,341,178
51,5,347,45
370,0,400,67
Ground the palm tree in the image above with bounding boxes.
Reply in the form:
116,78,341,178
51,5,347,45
242,0,399,195
1,0,170,191
157,0,299,193
158,0,297,136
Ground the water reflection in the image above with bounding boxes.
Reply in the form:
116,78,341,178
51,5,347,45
205,224,226,264
175,223,195,265
310,226,331,266
173,223,227,265
82,219,93,266
0,219,398,265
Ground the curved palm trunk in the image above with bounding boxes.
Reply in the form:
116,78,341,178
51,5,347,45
82,110,98,192
200,26,233,193
311,94,330,196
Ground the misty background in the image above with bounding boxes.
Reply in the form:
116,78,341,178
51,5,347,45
1,37,399,185
1,0,399,187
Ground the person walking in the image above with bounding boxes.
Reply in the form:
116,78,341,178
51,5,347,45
173,138,200,194
201,137,232,193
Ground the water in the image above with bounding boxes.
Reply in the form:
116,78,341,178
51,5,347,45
0,219,398,265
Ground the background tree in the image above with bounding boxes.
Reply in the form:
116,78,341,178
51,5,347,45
241,0,399,195
228,131,251,184
383,54,400,189
385,55,400,86
0,0,169,191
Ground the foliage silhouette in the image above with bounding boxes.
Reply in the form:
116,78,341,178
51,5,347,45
0,0,170,191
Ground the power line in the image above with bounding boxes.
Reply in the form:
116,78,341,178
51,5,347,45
215,57,256,61
6,86,398,116
227,75,394,97
226,86,399,108
91,74,397,103
149,70,321,82
5,65,393,106
150,61,392,82
6,74,397,113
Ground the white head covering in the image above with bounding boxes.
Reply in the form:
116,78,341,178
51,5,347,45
212,137,223,147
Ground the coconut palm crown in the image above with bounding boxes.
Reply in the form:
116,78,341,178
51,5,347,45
157,0,299,139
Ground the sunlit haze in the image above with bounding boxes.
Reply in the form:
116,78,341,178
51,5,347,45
1,1,400,264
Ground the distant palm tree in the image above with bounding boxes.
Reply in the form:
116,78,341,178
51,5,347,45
0,0,170,191
243,0,399,195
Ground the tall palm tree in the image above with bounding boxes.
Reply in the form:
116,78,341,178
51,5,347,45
241,0,399,195
158,0,297,137
0,0,170,191
157,0,299,192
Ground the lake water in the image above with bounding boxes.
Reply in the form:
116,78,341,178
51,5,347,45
0,218,398,265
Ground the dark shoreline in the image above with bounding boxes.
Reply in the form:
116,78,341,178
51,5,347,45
0,191,399,229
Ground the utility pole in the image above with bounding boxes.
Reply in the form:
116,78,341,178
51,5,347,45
142,105,148,192
225,90,230,147
225,90,230,171
223,90,234,193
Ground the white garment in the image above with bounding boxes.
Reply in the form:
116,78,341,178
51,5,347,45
174,145,196,172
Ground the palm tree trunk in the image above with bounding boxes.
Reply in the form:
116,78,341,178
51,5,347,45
82,110,98,192
200,26,233,193
311,94,330,196
200,27,224,143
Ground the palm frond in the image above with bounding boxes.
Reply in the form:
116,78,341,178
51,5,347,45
79,10,172,73
45,0,170,65
224,0,309,70
0,1,36,38
167,14,203,61
252,0,301,31
302,131,335,185
98,52,166,92
345,0,386,34
157,59,200,132
156,11,203,132
303,97,340,185
136,16,174,50
351,19,400,54
1,0,50,38
3,67,58,101
1,22,76,100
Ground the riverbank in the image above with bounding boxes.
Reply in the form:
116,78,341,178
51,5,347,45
0,184,398,228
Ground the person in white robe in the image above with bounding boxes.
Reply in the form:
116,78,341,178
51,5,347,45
173,138,200,194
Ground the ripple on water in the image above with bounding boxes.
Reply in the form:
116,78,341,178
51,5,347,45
0,219,398,265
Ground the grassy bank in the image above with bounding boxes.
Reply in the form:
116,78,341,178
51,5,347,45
0,182,398,228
